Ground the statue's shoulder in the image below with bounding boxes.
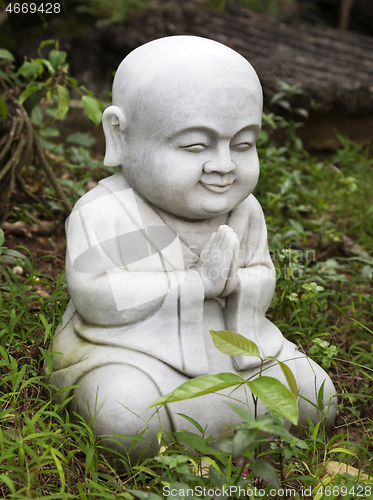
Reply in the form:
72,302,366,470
245,194,265,221
72,172,128,211
229,195,265,236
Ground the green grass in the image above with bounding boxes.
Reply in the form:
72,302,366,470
1,114,373,498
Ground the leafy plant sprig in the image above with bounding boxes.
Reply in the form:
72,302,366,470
1,40,103,126
150,329,301,489
0,40,105,221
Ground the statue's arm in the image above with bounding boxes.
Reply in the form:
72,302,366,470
66,252,173,326
66,253,203,327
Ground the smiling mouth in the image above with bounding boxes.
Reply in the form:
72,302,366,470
200,181,234,193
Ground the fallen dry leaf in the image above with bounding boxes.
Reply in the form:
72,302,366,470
326,461,372,480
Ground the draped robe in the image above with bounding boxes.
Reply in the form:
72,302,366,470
49,172,288,392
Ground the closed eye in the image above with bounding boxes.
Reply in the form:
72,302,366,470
179,144,207,153
230,143,251,152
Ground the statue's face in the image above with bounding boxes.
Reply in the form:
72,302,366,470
121,71,262,220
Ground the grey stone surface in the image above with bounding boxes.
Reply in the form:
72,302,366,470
47,36,337,458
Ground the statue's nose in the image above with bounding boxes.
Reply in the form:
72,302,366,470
203,146,235,175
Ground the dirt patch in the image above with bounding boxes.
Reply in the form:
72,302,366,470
2,224,66,279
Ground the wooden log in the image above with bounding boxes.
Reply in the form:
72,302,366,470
99,1,373,113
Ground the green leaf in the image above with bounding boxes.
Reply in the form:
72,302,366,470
200,456,221,475
39,347,53,377
295,439,308,450
327,448,358,458
19,84,43,106
48,49,67,70
16,61,42,80
209,439,233,454
247,376,299,425
270,91,286,105
174,430,218,455
289,219,304,234
250,458,280,488
67,132,96,148
82,95,103,126
50,447,65,492
155,454,189,467
46,107,58,118
232,428,258,458
0,49,15,61
41,58,55,75
77,483,88,500
176,413,204,434
149,372,245,407
68,76,78,87
225,402,256,426
317,379,325,412
37,39,55,56
29,87,46,112
39,127,60,138
0,69,12,85
0,474,15,494
4,249,27,260
254,422,295,442
56,85,70,120
38,137,57,150
294,107,309,119
278,99,291,110
210,330,261,357
31,105,43,126
265,357,298,397
0,96,7,124
84,447,95,471
0,228,4,247
26,81,41,90
79,85,93,96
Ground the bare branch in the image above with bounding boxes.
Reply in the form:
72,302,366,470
32,129,73,214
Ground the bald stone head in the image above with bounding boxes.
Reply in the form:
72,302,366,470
103,36,263,220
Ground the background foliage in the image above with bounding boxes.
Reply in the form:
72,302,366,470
0,36,373,499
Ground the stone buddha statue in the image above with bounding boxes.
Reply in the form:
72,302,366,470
47,35,337,458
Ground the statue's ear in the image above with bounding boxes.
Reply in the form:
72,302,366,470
102,106,127,167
